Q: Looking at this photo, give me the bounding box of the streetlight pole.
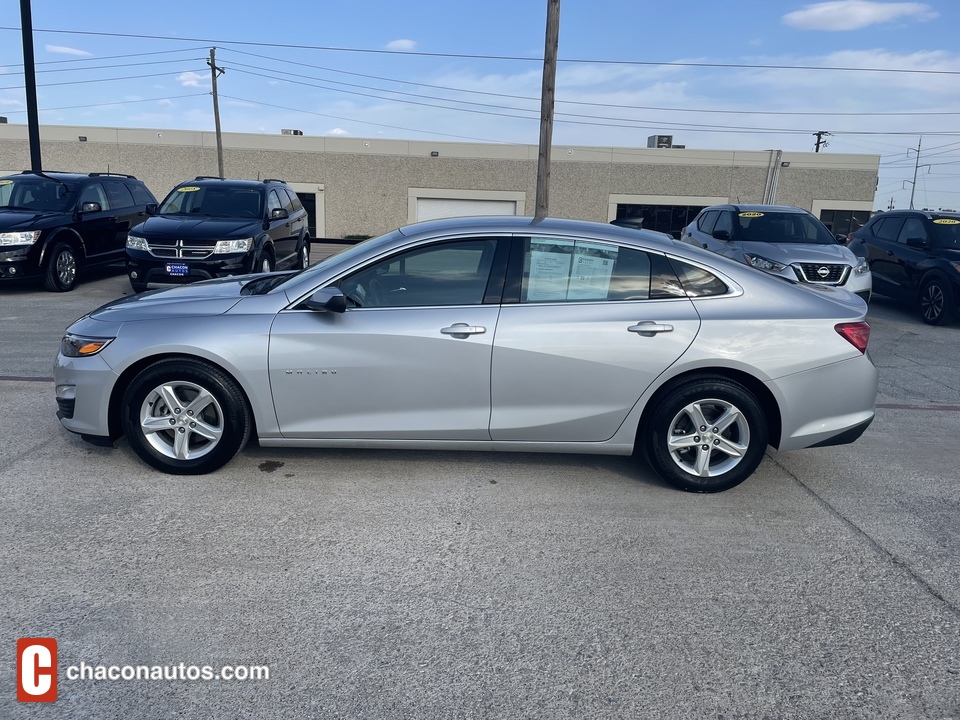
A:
[19,0,41,172]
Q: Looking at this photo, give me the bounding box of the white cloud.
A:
[0,98,25,108]
[386,39,417,51]
[157,99,175,108]
[783,1,937,30]
[327,127,349,135]
[177,72,208,88]
[45,44,91,56]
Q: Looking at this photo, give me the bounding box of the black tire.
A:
[43,242,79,292]
[295,240,310,270]
[918,276,956,326]
[258,249,274,274]
[120,358,252,475]
[130,281,148,294]
[642,376,768,493]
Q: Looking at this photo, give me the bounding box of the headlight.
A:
[60,334,114,357]
[854,257,870,275]
[214,238,253,254]
[743,253,787,273]
[0,231,40,246]
[126,234,149,251]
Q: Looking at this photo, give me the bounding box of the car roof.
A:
[882,209,960,220]
[3,171,115,182]
[396,215,682,248]
[174,177,282,190]
[708,204,810,214]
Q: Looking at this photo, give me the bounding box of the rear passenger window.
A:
[278,188,296,213]
[104,181,135,209]
[284,188,303,212]
[667,258,729,297]
[519,238,675,303]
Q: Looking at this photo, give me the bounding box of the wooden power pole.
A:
[535,0,560,221]
[208,48,225,178]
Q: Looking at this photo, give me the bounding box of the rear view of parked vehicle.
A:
[849,210,960,325]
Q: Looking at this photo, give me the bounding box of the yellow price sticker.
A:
[933,218,960,225]
[177,186,201,193]
[0,180,13,185]
[739,211,764,218]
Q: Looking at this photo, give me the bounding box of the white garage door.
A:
[416,197,518,222]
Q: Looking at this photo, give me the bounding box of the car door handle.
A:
[886,250,895,256]
[701,243,709,248]
[628,322,674,336]
[441,324,486,336]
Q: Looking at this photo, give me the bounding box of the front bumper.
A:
[54,352,119,440]
[126,252,254,288]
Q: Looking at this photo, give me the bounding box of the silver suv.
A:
[681,204,872,303]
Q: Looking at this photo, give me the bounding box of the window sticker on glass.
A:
[569,241,618,300]
[739,211,764,218]
[0,180,13,185]
[933,219,960,225]
[526,238,574,301]
[177,186,201,193]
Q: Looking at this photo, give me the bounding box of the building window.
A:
[615,204,705,239]
[820,209,871,237]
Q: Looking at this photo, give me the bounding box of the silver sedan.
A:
[54,217,878,492]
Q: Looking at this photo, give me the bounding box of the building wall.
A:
[0,124,879,238]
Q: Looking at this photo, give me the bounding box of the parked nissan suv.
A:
[848,209,960,325]
[681,204,872,303]
[125,177,310,293]
[0,170,157,291]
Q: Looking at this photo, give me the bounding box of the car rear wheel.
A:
[643,377,768,493]
[918,277,956,326]
[43,242,79,292]
[121,359,251,475]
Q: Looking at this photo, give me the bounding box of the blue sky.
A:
[2,0,959,210]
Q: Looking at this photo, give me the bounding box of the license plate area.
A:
[165,262,189,276]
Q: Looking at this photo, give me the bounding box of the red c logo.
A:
[17,638,57,702]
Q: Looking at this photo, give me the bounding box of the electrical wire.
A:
[0,68,208,91]
[0,93,208,114]
[0,46,209,69]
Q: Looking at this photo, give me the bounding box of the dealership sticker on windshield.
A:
[0,180,12,185]
[177,186,200,193]
[933,218,960,224]
[739,211,764,217]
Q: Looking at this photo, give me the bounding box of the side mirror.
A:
[835,233,848,244]
[905,237,929,249]
[712,229,730,241]
[145,203,158,216]
[269,208,289,221]
[80,201,101,214]
[303,287,346,313]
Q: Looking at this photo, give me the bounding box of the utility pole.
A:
[208,48,225,178]
[535,0,560,221]
[19,0,41,171]
[908,135,922,210]
[813,130,830,153]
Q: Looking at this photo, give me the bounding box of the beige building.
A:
[0,123,879,240]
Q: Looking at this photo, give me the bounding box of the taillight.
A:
[835,322,870,353]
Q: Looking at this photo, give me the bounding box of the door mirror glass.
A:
[905,237,929,249]
[145,203,158,215]
[270,207,289,221]
[835,233,848,244]
[80,201,101,214]
[711,229,730,241]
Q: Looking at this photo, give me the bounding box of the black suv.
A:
[0,171,157,291]
[125,177,310,292]
[849,210,960,325]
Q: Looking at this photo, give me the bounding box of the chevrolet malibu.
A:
[54,217,878,493]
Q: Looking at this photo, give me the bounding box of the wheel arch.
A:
[637,367,783,451]
[107,353,259,442]
[40,228,87,270]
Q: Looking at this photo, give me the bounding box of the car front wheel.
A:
[121,359,252,474]
[918,277,956,326]
[43,242,79,292]
[643,377,769,493]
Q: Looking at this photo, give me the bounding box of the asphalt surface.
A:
[1,267,958,719]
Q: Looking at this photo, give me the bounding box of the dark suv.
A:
[125,177,310,292]
[0,171,157,291]
[849,210,960,325]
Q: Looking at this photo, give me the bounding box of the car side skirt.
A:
[257,437,637,455]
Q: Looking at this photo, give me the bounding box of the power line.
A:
[0,68,208,91]
[0,46,209,69]
[0,93,208,114]
[3,26,960,76]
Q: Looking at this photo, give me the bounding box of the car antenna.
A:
[736,196,741,203]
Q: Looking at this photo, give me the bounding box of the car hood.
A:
[132,215,260,239]
[86,277,251,322]
[738,241,856,264]
[0,208,65,230]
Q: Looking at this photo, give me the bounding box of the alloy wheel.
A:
[666,398,750,478]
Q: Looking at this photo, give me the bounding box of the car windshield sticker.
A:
[568,241,618,300]
[0,180,12,185]
[739,211,764,218]
[933,218,960,224]
[177,186,200,193]
[527,238,574,301]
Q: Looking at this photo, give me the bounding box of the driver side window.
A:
[80,183,109,211]
[339,238,499,308]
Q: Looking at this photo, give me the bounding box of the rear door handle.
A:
[441,324,486,336]
[629,322,674,336]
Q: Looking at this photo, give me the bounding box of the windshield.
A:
[931,219,960,249]
[733,211,835,245]
[0,176,76,212]
[159,185,263,219]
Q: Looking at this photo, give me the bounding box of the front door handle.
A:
[441,323,486,337]
[628,321,674,337]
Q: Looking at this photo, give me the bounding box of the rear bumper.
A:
[768,352,878,451]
